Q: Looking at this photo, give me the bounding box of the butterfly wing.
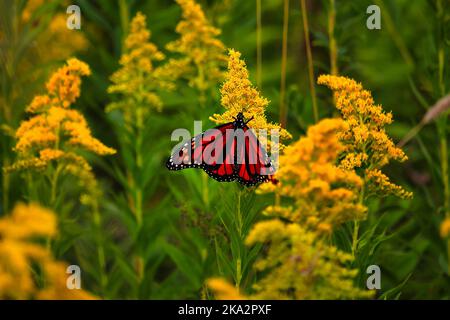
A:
[202,124,237,182]
[166,122,238,182]
[235,126,276,186]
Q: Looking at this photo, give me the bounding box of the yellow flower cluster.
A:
[45,58,91,108]
[7,58,115,172]
[208,120,371,299]
[318,75,412,199]
[365,169,413,199]
[258,119,366,231]
[242,219,372,299]
[210,49,291,149]
[0,203,95,299]
[107,12,175,121]
[166,0,227,93]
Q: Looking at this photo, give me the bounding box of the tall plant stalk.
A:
[435,0,450,273]
[279,0,289,128]
[235,189,243,290]
[119,0,130,44]
[1,4,16,215]
[92,202,108,296]
[217,186,255,293]
[256,0,262,88]
[300,0,318,122]
[327,0,338,75]
[133,95,145,285]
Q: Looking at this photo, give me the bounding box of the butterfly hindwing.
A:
[235,126,274,186]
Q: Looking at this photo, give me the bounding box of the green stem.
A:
[26,171,37,202]
[202,171,209,207]
[93,202,108,296]
[300,0,318,122]
[436,0,449,274]
[328,0,338,75]
[447,239,450,275]
[197,71,209,207]
[440,132,449,214]
[50,164,63,207]
[135,106,144,226]
[132,101,145,295]
[119,0,129,44]
[256,0,262,88]
[237,190,243,237]
[440,130,450,273]
[352,179,366,259]
[2,157,10,213]
[235,189,243,289]
[351,220,360,259]
[279,0,289,128]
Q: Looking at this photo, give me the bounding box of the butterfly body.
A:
[166,113,276,187]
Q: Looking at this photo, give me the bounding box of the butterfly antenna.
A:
[244,116,254,125]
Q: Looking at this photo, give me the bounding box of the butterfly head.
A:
[233,112,252,128]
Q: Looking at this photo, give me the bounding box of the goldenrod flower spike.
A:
[0,203,96,299]
[210,49,291,148]
[166,0,227,93]
[108,12,175,119]
[7,58,115,173]
[258,118,366,231]
[6,58,115,207]
[244,219,373,299]
[318,74,412,199]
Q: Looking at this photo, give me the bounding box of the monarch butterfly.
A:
[166,112,277,187]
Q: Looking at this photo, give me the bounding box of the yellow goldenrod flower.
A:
[318,75,412,199]
[365,168,412,199]
[440,218,450,238]
[0,203,96,299]
[5,59,114,210]
[0,203,56,240]
[166,0,226,93]
[206,278,246,300]
[7,58,115,172]
[258,119,366,230]
[107,12,174,121]
[210,49,291,149]
[245,219,373,299]
[27,95,51,113]
[45,58,91,108]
